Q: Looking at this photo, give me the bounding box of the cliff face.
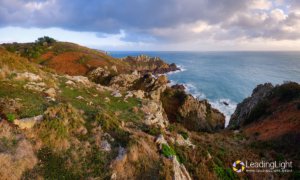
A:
[228,83,274,127]
[161,88,225,133]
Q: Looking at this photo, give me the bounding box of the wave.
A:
[165,65,236,127]
[210,99,237,127]
[155,64,186,77]
[182,83,236,127]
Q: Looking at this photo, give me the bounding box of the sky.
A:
[1,0,300,51]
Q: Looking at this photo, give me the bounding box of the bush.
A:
[213,166,237,180]
[259,150,266,157]
[243,99,271,125]
[276,154,284,162]
[297,102,300,110]
[277,82,300,101]
[37,36,56,45]
[179,131,189,140]
[6,113,15,123]
[161,144,180,163]
[6,46,16,53]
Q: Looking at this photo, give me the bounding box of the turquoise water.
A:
[110,51,300,126]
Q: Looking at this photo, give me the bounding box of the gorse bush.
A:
[277,82,300,101]
[243,99,271,125]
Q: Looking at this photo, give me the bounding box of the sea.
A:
[110,51,300,127]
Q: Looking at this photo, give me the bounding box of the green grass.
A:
[179,131,189,140]
[161,144,181,164]
[6,113,15,123]
[213,166,238,180]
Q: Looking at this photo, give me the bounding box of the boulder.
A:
[109,70,140,90]
[111,90,122,97]
[23,84,44,92]
[101,140,111,151]
[76,96,84,100]
[16,72,42,81]
[88,67,110,81]
[66,80,75,85]
[175,134,196,149]
[116,146,127,162]
[155,134,168,149]
[132,90,145,99]
[111,65,118,72]
[44,88,56,98]
[14,115,43,129]
[143,102,169,128]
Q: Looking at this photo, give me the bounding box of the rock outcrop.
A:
[120,54,180,75]
[169,155,192,180]
[171,84,186,91]
[228,83,274,127]
[143,102,169,128]
[109,70,140,90]
[161,88,225,133]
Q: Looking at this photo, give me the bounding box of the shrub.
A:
[161,144,180,163]
[290,171,300,180]
[179,131,189,140]
[6,113,15,123]
[213,166,237,180]
[276,154,284,162]
[243,99,271,125]
[6,46,16,53]
[259,150,266,157]
[297,102,300,110]
[277,82,300,101]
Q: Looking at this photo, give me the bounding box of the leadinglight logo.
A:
[232,160,245,173]
[233,160,293,173]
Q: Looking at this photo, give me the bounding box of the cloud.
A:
[1,0,300,45]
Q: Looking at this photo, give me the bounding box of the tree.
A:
[36,36,56,45]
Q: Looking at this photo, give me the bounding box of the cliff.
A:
[1,42,299,180]
[228,83,274,128]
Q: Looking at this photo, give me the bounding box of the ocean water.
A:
[110,51,300,126]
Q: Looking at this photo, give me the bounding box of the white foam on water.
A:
[183,83,206,99]
[165,65,236,128]
[210,99,237,127]
[183,83,236,127]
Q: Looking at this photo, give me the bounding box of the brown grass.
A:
[0,121,38,180]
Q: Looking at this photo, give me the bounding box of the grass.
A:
[161,143,181,164]
[5,113,15,123]
[179,131,189,140]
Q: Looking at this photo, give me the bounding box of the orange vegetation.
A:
[46,52,110,76]
[245,97,300,140]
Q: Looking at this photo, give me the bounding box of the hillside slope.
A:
[0,44,299,180]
